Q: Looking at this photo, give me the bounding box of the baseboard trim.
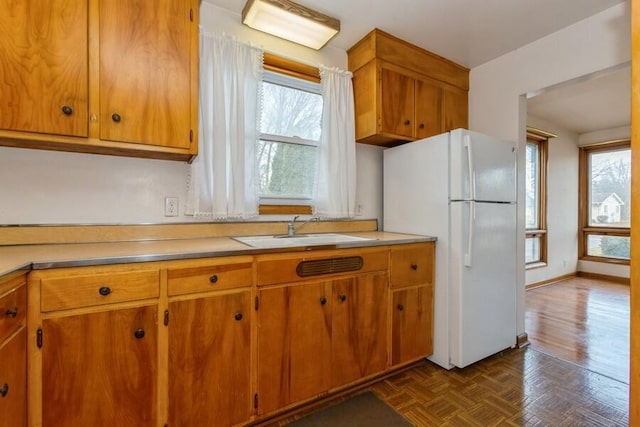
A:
[576,271,630,285]
[525,273,576,290]
[516,333,530,348]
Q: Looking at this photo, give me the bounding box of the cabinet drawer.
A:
[167,260,253,296]
[40,270,159,312]
[390,243,434,288]
[0,284,26,343]
[256,248,388,286]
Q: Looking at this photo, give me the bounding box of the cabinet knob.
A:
[234,312,243,321]
[404,119,411,126]
[5,307,18,318]
[134,328,145,339]
[411,264,418,270]
[320,296,327,305]
[99,286,111,296]
[418,123,425,129]
[112,113,122,123]
[0,383,7,398]
[338,294,347,302]
[397,304,405,311]
[61,105,73,116]
[209,275,218,284]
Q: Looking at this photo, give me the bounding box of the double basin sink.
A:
[233,233,374,249]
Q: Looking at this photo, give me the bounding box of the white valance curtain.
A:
[314,66,357,219]
[187,31,263,220]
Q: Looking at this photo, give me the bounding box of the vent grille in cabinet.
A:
[296,256,364,277]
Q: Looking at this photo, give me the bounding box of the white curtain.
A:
[314,66,357,218]
[187,31,263,220]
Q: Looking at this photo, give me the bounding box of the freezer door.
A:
[449,201,516,368]
[449,129,516,202]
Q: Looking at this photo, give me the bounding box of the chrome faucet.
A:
[287,215,319,237]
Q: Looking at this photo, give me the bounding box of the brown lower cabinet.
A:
[256,271,388,416]
[41,305,158,426]
[168,290,252,426]
[391,285,434,365]
[0,328,27,427]
[23,243,434,426]
[0,273,27,427]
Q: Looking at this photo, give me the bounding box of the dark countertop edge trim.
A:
[7,236,437,274]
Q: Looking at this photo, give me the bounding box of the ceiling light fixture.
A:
[241,0,340,50]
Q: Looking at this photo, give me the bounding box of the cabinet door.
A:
[392,285,433,365]
[169,290,251,426]
[257,282,332,415]
[42,305,157,426]
[443,86,468,131]
[380,68,415,138]
[331,273,387,388]
[415,79,442,139]
[0,328,26,427]
[99,0,192,148]
[0,0,88,136]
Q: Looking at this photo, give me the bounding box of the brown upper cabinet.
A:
[0,0,199,161]
[348,29,469,146]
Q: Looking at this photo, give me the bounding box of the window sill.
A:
[579,255,630,266]
[258,204,313,215]
[526,262,547,270]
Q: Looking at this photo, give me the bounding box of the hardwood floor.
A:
[525,276,630,384]
[266,276,630,426]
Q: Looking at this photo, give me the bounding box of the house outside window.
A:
[525,127,551,267]
[579,141,631,262]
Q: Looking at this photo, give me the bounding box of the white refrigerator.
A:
[383,129,517,369]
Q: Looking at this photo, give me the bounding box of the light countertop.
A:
[0,231,436,277]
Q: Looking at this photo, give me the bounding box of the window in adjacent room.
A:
[579,141,631,263]
[525,127,551,267]
[257,54,323,214]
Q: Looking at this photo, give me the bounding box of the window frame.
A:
[525,127,550,269]
[578,140,631,265]
[257,54,321,215]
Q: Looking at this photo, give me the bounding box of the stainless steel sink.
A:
[233,233,374,249]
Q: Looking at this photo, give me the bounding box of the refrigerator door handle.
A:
[464,135,476,200]
[464,201,475,267]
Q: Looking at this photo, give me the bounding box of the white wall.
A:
[469,2,630,337]
[525,115,579,286]
[0,3,383,226]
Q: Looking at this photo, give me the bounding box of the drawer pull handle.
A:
[5,307,18,318]
[0,384,8,398]
[234,312,243,321]
[397,304,405,311]
[411,264,418,270]
[134,328,145,339]
[320,297,327,305]
[99,286,111,296]
[419,123,425,129]
[404,119,411,126]
[338,294,347,303]
[112,113,122,123]
[61,105,73,115]
[209,275,218,284]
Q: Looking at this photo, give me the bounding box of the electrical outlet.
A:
[164,197,179,217]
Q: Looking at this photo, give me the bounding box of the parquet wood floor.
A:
[266,277,630,426]
[270,348,628,426]
[525,277,630,384]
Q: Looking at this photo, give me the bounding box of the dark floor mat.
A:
[286,391,414,427]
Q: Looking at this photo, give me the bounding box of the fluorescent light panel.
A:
[242,0,340,50]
